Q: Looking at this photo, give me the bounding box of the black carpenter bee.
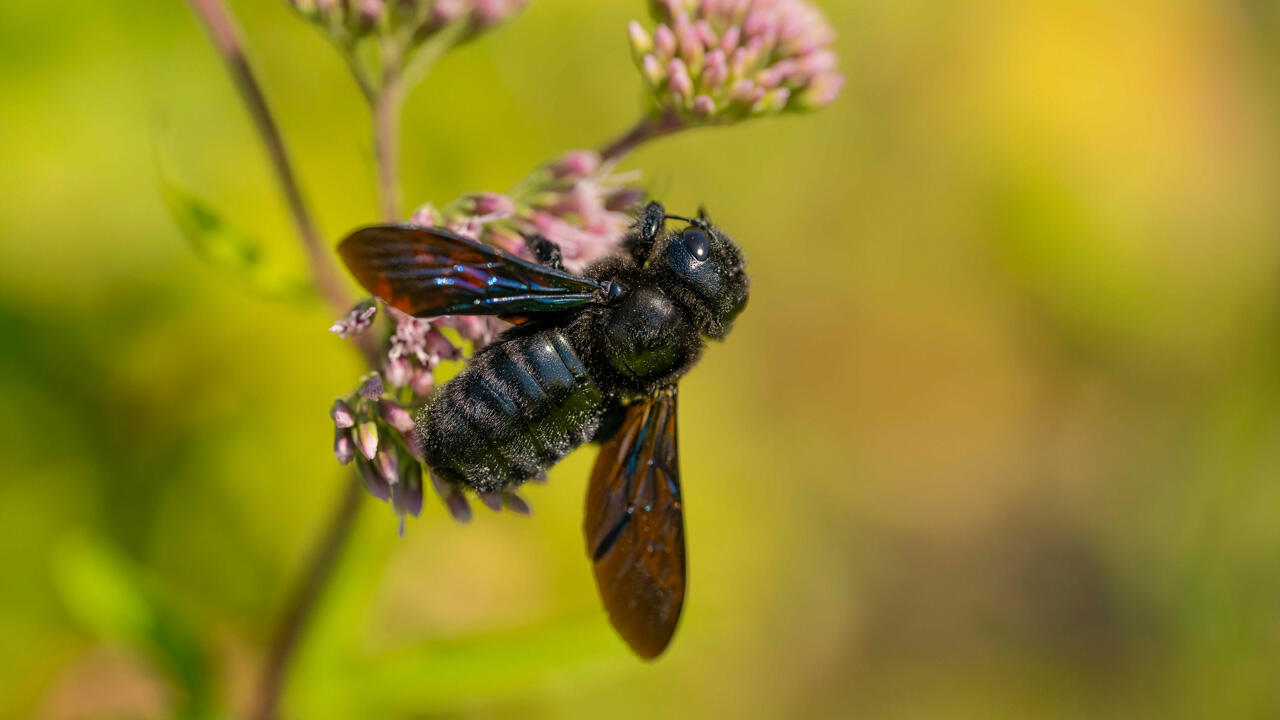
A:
[338,201,749,658]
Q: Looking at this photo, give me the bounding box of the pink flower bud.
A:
[330,399,355,428]
[401,429,426,461]
[464,192,515,219]
[409,204,439,227]
[692,94,717,117]
[334,428,355,465]
[384,356,412,388]
[410,367,435,397]
[356,0,384,25]
[654,24,677,60]
[479,493,504,512]
[678,24,704,72]
[379,400,415,433]
[702,49,728,89]
[668,58,694,100]
[628,20,653,56]
[392,462,423,520]
[719,25,740,54]
[796,71,844,109]
[329,300,377,338]
[642,54,664,86]
[550,150,601,178]
[355,420,379,460]
[753,86,791,115]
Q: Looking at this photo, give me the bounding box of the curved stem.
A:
[251,479,364,720]
[184,4,377,720]
[599,110,686,163]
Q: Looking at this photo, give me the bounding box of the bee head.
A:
[657,208,750,339]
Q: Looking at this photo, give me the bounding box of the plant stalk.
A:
[251,479,365,720]
[599,110,686,163]
[373,77,404,222]
[184,4,375,719]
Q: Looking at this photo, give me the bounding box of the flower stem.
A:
[373,76,403,222]
[251,478,365,720]
[184,4,377,719]
[599,111,686,163]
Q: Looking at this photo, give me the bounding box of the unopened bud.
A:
[330,399,355,428]
[384,357,412,388]
[359,373,384,400]
[355,420,379,460]
[410,367,435,397]
[375,448,399,484]
[628,20,653,56]
[379,400,415,433]
[334,428,355,465]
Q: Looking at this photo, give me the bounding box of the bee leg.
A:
[591,398,627,444]
[623,201,666,263]
[522,232,565,271]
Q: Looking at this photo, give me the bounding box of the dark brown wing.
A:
[338,224,601,317]
[584,387,685,659]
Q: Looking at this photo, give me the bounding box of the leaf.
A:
[156,160,314,302]
[51,533,217,719]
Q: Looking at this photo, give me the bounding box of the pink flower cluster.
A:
[628,0,842,120]
[286,0,530,42]
[410,150,643,274]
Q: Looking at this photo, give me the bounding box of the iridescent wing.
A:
[338,225,601,317]
[584,387,685,659]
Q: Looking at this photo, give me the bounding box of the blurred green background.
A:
[5,1,1280,718]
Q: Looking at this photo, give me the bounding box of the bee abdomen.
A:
[418,328,604,494]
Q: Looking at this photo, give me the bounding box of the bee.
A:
[338,201,749,658]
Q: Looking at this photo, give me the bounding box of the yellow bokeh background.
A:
[5,1,1280,717]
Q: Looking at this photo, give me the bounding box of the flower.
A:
[407,149,643,273]
[286,0,530,44]
[628,0,843,122]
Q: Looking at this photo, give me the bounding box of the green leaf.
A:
[156,161,314,302]
[51,534,218,720]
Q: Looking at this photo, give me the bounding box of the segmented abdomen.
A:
[418,328,604,494]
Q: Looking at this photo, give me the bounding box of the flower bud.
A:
[358,459,391,502]
[410,367,435,397]
[384,356,412,388]
[628,20,653,56]
[355,420,379,460]
[409,203,440,227]
[754,87,791,115]
[479,493,504,512]
[359,373,384,400]
[463,192,516,219]
[379,400,415,433]
[550,150,601,178]
[329,300,377,338]
[641,54,664,86]
[401,428,426,461]
[692,94,716,117]
[334,428,355,465]
[393,462,424,519]
[654,24,677,60]
[668,58,694,100]
[375,448,399,484]
[330,399,355,428]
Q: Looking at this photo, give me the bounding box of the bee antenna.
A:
[664,214,710,229]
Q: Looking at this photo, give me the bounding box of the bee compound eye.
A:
[682,228,710,261]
